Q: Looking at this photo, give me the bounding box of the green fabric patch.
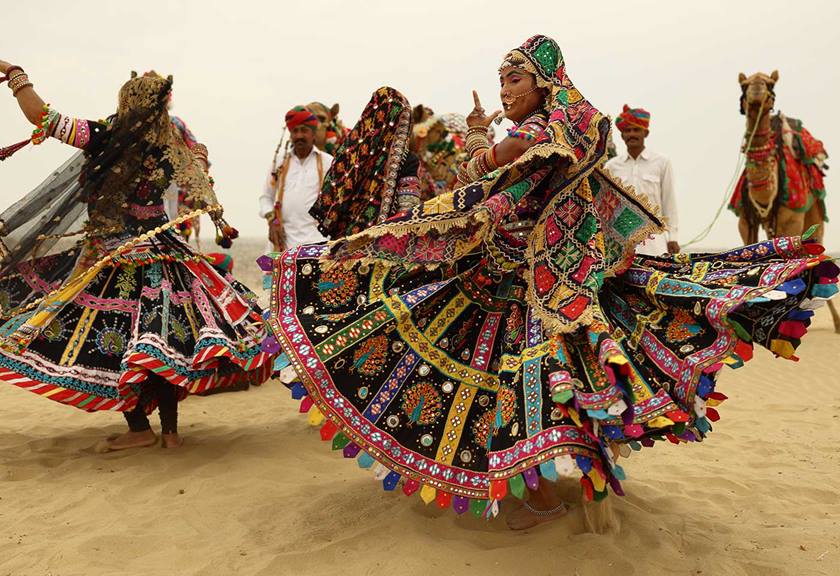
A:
[613,208,644,238]
[533,40,559,76]
[574,214,597,244]
[505,180,531,202]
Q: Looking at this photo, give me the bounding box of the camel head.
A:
[306,101,333,152]
[307,101,343,152]
[739,70,778,115]
[412,104,435,125]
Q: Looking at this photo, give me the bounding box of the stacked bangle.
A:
[465,125,491,157]
[458,146,499,185]
[476,146,498,174]
[8,71,33,96]
[2,65,24,81]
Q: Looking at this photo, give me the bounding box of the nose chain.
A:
[501,86,538,105]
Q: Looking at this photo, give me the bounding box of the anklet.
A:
[524,501,567,517]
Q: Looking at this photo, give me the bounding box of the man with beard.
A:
[605,105,679,255]
[260,106,333,251]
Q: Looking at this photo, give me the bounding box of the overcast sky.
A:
[2,0,838,250]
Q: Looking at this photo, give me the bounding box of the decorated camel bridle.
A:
[740,78,777,239]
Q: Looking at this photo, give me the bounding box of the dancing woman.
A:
[261,36,837,528]
[309,86,422,240]
[0,62,273,450]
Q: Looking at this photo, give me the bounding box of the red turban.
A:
[615,105,650,131]
[285,106,319,130]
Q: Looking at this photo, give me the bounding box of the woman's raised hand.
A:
[466,90,501,128]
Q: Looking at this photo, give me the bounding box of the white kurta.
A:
[605,149,678,256]
[259,148,332,250]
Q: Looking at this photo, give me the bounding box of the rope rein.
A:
[683,93,769,248]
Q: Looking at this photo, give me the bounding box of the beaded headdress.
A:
[499,35,571,112]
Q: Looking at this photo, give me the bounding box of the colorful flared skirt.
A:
[263,237,837,515]
[0,231,273,412]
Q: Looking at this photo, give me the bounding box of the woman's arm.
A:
[459,90,540,184]
[457,136,535,185]
[488,135,534,167]
[0,61,47,125]
[1,60,108,151]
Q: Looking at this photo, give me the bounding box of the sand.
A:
[1,239,838,576]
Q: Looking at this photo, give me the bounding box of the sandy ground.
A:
[1,239,838,576]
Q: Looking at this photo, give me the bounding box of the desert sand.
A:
[1,239,838,576]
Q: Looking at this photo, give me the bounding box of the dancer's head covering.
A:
[309,86,413,239]
[615,105,650,131]
[82,73,217,232]
[285,106,319,130]
[496,34,604,163]
[499,35,574,112]
[1,72,229,276]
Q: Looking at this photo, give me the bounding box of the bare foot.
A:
[505,501,568,531]
[102,430,157,452]
[161,433,183,449]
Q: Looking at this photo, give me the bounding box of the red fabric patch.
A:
[414,235,448,261]
[571,255,596,284]
[559,295,590,320]
[808,165,825,194]
[730,172,747,211]
[783,147,808,209]
[375,233,410,256]
[800,127,826,159]
[595,189,619,221]
[545,214,563,245]
[533,264,557,296]
[183,259,249,323]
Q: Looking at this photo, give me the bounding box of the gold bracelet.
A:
[12,81,33,97]
[465,129,491,157]
[7,71,28,84]
[8,73,31,94]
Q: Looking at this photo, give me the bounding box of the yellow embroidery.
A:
[434,385,478,464]
[384,293,499,392]
[424,291,470,342]
[690,261,710,283]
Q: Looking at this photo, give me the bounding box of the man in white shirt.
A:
[259,106,333,251]
[605,105,679,256]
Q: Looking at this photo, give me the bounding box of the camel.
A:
[733,70,839,332]
[307,101,348,155]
